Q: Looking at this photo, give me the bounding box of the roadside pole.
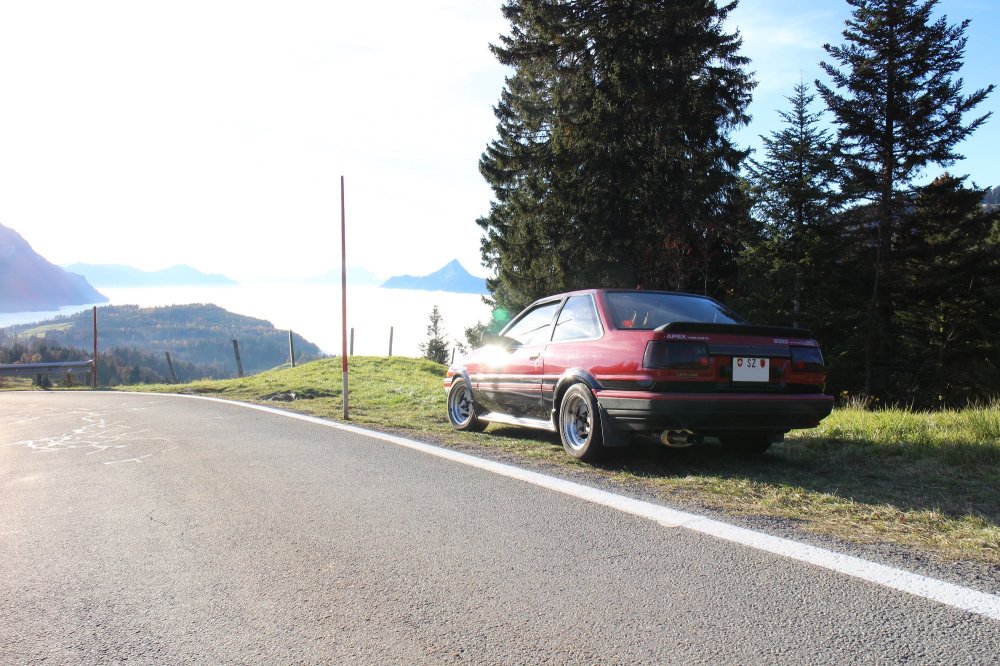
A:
[340,175,349,420]
[92,306,98,388]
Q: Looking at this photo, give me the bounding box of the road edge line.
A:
[142,392,1000,622]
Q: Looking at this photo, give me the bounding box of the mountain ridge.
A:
[64,263,237,287]
[0,223,108,313]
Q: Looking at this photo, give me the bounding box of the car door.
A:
[541,294,605,404]
[476,300,560,419]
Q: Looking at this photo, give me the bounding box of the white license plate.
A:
[733,357,769,382]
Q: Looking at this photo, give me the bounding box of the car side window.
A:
[552,295,601,342]
[503,302,560,346]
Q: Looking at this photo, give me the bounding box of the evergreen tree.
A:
[478,0,755,313]
[464,320,491,349]
[419,305,451,365]
[893,174,1000,405]
[816,0,994,397]
[743,81,841,329]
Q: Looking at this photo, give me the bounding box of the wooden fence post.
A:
[165,352,178,383]
[288,330,296,368]
[232,339,245,378]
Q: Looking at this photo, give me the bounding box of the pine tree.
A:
[478,0,755,313]
[743,81,841,329]
[816,0,994,397]
[419,305,451,365]
[893,174,1000,405]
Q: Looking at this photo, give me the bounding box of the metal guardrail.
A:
[0,360,95,378]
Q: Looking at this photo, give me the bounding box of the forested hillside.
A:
[0,339,220,386]
[2,304,323,381]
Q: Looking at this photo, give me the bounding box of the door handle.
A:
[529,353,541,361]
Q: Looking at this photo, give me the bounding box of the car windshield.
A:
[606,292,747,329]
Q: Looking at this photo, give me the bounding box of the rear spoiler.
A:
[656,321,815,339]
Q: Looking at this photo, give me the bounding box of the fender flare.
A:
[447,367,474,393]
[448,367,484,411]
[551,369,629,448]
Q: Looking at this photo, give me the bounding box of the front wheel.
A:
[558,384,606,462]
[447,378,487,432]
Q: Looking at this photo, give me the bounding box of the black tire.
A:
[558,384,606,462]
[447,378,487,432]
[720,431,774,458]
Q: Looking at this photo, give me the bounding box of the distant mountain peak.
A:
[381,260,486,294]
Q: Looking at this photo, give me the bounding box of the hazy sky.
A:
[1,0,996,283]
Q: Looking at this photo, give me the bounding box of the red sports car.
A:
[444,289,833,461]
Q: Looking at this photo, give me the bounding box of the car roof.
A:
[528,288,719,305]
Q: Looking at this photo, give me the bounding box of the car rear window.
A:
[606,292,746,329]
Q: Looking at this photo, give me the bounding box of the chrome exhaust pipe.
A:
[660,430,699,448]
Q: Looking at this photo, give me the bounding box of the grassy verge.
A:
[125,357,999,565]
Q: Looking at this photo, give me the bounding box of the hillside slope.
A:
[0,223,107,312]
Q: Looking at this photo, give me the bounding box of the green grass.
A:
[13,322,74,337]
[122,357,1000,565]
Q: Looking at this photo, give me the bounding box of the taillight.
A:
[791,346,825,372]
[643,341,710,370]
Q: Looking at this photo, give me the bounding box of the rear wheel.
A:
[447,378,487,432]
[558,384,606,462]
[720,432,774,458]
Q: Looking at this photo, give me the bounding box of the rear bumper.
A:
[596,390,834,434]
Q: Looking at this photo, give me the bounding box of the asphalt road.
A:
[2,391,999,664]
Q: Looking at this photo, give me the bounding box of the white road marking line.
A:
[104,453,154,465]
[143,392,1000,622]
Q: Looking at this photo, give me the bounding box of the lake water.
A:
[0,284,495,358]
